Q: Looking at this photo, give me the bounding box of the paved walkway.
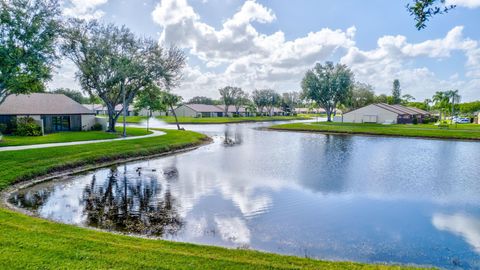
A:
[0,129,165,152]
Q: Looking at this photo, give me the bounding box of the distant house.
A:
[0,93,96,133]
[174,104,224,117]
[216,105,254,117]
[83,104,135,116]
[341,103,430,124]
[295,108,327,114]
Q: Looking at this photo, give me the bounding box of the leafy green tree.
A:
[134,85,167,131]
[458,101,480,115]
[51,88,88,104]
[401,94,416,104]
[375,94,389,104]
[432,91,450,121]
[62,20,184,133]
[407,0,456,30]
[301,62,354,121]
[392,79,402,104]
[218,86,241,116]
[281,91,302,115]
[233,90,248,115]
[346,83,375,110]
[264,90,281,116]
[187,96,215,105]
[252,89,269,115]
[445,89,460,118]
[0,0,61,105]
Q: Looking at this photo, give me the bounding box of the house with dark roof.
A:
[342,103,430,124]
[0,93,97,133]
[83,104,135,116]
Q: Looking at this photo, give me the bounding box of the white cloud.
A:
[446,0,480,8]
[214,216,251,245]
[62,0,108,21]
[432,213,480,254]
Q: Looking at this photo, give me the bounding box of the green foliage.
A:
[90,123,103,131]
[458,101,480,115]
[134,84,166,116]
[187,96,215,105]
[392,79,401,104]
[62,20,185,132]
[0,123,6,133]
[413,116,418,125]
[407,0,456,30]
[408,102,428,111]
[281,91,302,115]
[51,88,88,104]
[0,0,61,104]
[346,83,375,110]
[301,61,354,121]
[15,117,42,136]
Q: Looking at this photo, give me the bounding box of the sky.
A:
[52,0,480,101]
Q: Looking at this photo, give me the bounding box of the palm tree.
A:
[161,91,183,130]
[432,91,449,121]
[445,89,460,119]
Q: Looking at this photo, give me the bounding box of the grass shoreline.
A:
[0,128,424,269]
[270,122,480,141]
[110,115,314,124]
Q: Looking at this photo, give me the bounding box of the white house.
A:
[341,103,430,124]
[0,93,97,133]
[174,104,224,117]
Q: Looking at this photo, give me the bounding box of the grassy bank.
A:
[0,129,421,269]
[0,127,151,147]
[270,122,480,140]
[157,115,312,124]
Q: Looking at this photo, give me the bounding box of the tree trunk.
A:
[122,82,127,138]
[326,107,332,122]
[107,108,117,132]
[170,104,181,130]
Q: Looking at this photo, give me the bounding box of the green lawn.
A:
[270,122,480,140]
[0,129,422,269]
[157,115,312,124]
[0,127,152,147]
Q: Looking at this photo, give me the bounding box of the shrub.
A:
[422,117,430,124]
[0,124,7,134]
[412,116,418,125]
[91,123,103,131]
[15,117,42,136]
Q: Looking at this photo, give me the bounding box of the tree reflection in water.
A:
[82,166,184,236]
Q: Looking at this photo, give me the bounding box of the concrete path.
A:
[0,129,164,152]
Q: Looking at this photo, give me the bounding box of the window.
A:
[52,116,71,131]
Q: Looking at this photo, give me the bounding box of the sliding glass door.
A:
[52,116,71,132]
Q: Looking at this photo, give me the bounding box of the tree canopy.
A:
[51,88,89,104]
[187,96,215,105]
[407,0,456,30]
[301,62,354,121]
[392,79,402,105]
[0,0,61,104]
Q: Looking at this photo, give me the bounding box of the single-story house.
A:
[174,104,224,117]
[216,105,255,117]
[341,103,430,124]
[83,104,135,116]
[0,93,96,133]
[295,108,327,114]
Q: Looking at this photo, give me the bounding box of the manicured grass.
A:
[270,122,480,140]
[97,115,149,124]
[0,129,422,269]
[0,127,152,147]
[157,115,312,124]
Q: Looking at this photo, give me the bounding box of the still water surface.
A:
[10,121,480,269]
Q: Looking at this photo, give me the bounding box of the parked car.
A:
[454,117,470,124]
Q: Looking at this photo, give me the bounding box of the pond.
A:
[9,121,480,269]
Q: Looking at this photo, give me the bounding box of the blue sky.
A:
[54,0,480,101]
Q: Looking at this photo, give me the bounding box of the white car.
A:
[454,118,470,124]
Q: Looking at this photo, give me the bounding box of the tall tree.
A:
[392,79,402,104]
[218,86,241,116]
[233,90,248,115]
[51,88,88,104]
[281,91,301,115]
[161,91,182,130]
[407,0,456,30]
[346,83,375,110]
[264,90,281,116]
[401,94,416,104]
[445,89,460,118]
[0,0,61,105]
[432,91,450,121]
[252,89,268,116]
[301,62,354,121]
[134,84,166,131]
[187,96,215,105]
[62,20,184,133]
